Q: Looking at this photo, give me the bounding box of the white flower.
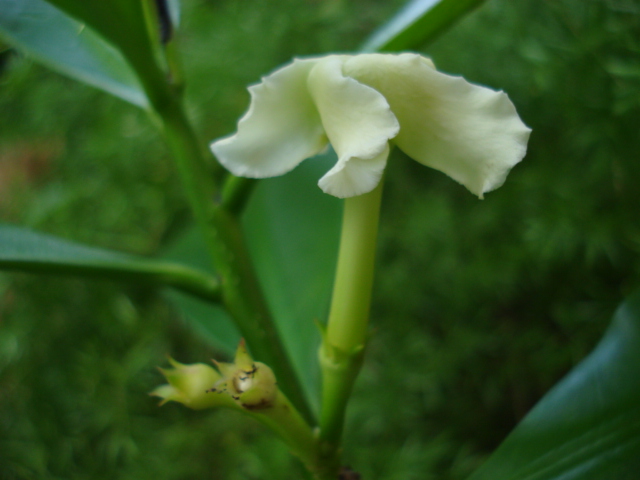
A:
[210,53,531,199]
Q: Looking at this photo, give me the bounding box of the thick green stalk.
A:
[325,182,383,352]
[318,180,384,469]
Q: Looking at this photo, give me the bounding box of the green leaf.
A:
[468,292,640,480]
[360,0,486,52]
[41,0,154,60]
[41,0,170,107]
[166,290,239,356]
[163,226,240,356]
[0,224,219,302]
[0,0,147,106]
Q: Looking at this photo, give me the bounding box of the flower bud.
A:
[151,358,237,410]
[210,339,278,410]
[152,342,317,470]
[153,340,279,412]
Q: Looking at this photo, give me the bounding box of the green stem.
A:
[209,207,316,426]
[246,389,339,480]
[326,182,383,352]
[318,180,384,469]
[152,95,315,425]
[64,11,322,476]
[222,176,257,216]
[251,392,320,477]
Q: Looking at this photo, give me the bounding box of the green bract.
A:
[211,53,531,198]
[151,359,237,410]
[152,341,279,411]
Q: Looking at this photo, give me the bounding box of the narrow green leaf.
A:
[0,0,147,106]
[0,224,220,302]
[361,0,486,52]
[468,292,640,480]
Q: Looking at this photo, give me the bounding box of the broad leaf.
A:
[361,0,486,52]
[468,292,640,480]
[0,0,146,106]
[0,224,219,302]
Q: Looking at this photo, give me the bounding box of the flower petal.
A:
[318,144,390,198]
[344,53,531,197]
[210,59,328,178]
[308,56,400,198]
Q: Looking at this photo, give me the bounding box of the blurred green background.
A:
[2,0,640,478]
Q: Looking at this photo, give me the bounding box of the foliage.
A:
[1,0,640,478]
